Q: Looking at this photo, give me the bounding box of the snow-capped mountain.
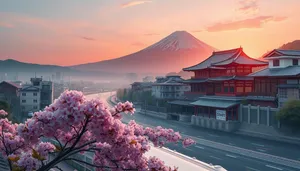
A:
[72,31,217,74]
[144,31,215,52]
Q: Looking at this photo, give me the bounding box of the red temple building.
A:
[167,48,268,121]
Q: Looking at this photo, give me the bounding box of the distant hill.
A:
[278,40,300,50]
[260,40,300,59]
[0,59,73,73]
[72,31,217,74]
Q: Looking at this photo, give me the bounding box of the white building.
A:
[20,85,41,113]
[152,76,191,99]
[20,78,53,115]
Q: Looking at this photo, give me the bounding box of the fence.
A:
[239,104,279,128]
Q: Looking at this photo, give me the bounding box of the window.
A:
[22,93,26,96]
[236,87,244,93]
[215,84,222,93]
[229,87,234,93]
[33,93,38,96]
[33,106,38,109]
[224,87,229,93]
[278,88,287,98]
[293,59,299,66]
[22,100,26,103]
[33,99,38,103]
[273,59,280,66]
[245,87,252,93]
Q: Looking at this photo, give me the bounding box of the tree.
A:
[0,101,13,121]
[276,100,300,129]
[0,90,194,171]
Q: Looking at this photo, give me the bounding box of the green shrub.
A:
[276,100,300,128]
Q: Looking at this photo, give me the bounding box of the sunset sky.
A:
[0,0,300,66]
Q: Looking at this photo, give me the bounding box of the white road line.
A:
[256,148,266,152]
[225,154,237,158]
[209,155,222,160]
[228,142,235,145]
[251,143,265,147]
[245,166,260,171]
[185,148,193,151]
[197,135,203,138]
[265,165,283,170]
[195,145,205,149]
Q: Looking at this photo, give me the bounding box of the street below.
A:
[87,92,300,171]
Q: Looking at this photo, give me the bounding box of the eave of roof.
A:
[249,66,300,77]
[183,48,241,71]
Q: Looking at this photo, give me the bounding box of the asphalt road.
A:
[87,93,300,171]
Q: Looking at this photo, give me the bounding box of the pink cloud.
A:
[206,16,288,32]
[121,0,152,8]
[0,22,14,28]
[144,33,160,36]
[236,0,259,15]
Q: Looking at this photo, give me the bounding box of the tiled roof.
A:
[168,100,194,106]
[207,76,253,82]
[212,52,267,66]
[2,81,21,89]
[263,49,300,58]
[183,48,241,71]
[249,66,300,77]
[182,78,207,83]
[153,76,186,85]
[277,49,300,56]
[20,85,40,91]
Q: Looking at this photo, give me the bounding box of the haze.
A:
[1,0,300,66]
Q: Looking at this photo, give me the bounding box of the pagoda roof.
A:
[212,51,267,66]
[182,76,252,83]
[249,66,300,77]
[183,47,267,71]
[263,49,300,58]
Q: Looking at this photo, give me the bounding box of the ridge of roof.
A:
[183,48,241,71]
[1,81,21,89]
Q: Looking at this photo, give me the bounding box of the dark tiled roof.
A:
[183,48,267,71]
[182,78,207,83]
[1,81,21,89]
[249,66,300,77]
[263,49,300,58]
[183,48,241,71]
[207,76,253,82]
[153,76,186,85]
[212,52,267,66]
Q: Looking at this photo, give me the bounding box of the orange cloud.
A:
[144,33,160,36]
[80,36,97,41]
[121,0,152,8]
[0,22,14,28]
[236,0,259,15]
[206,16,288,32]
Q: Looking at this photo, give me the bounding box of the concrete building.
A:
[151,76,190,99]
[20,78,53,116]
[249,49,300,108]
[131,82,153,92]
[0,81,21,121]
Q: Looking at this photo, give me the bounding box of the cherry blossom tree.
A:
[0,90,194,171]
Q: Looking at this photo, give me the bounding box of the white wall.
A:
[20,91,41,112]
[269,59,300,68]
[152,85,191,99]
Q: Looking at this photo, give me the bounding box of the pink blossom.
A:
[182,138,196,147]
[0,110,7,116]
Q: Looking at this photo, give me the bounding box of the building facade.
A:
[131,82,153,92]
[20,78,54,115]
[151,76,190,99]
[180,47,268,121]
[249,49,300,108]
[0,81,21,121]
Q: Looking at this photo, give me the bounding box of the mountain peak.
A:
[144,30,217,52]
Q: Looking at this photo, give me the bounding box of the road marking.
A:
[251,143,265,147]
[228,142,235,145]
[197,135,203,138]
[265,165,283,170]
[225,154,237,158]
[245,166,260,171]
[185,147,193,151]
[195,145,205,149]
[256,148,266,152]
[208,134,220,137]
[209,155,222,160]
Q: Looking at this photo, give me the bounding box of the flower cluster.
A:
[0,109,7,116]
[0,90,194,171]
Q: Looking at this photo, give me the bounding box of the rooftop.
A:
[1,81,21,89]
[183,48,267,71]
[249,66,300,77]
[263,49,300,59]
